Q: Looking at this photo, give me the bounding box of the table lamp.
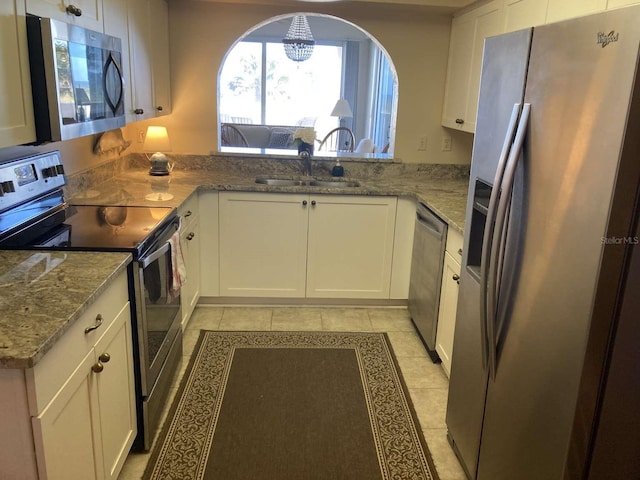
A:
[144,126,172,176]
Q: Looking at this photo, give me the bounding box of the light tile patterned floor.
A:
[118,306,467,480]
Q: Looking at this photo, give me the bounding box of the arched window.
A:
[218,13,397,157]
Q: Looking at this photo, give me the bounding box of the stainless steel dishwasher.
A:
[408,202,447,362]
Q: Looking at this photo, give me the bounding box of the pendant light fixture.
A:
[282,15,315,62]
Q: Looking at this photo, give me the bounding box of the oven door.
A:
[135,228,182,396]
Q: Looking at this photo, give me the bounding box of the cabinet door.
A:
[306,195,397,299]
[465,1,503,134]
[32,351,100,480]
[0,0,36,147]
[435,251,461,377]
[607,0,640,8]
[546,0,606,22]
[151,0,172,116]
[127,0,154,121]
[94,303,136,480]
[26,0,104,31]
[219,192,309,297]
[199,191,219,297]
[503,0,548,32]
[442,1,502,133]
[181,216,201,328]
[441,13,474,130]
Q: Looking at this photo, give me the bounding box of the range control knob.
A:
[41,166,58,178]
[0,181,15,194]
[55,164,65,175]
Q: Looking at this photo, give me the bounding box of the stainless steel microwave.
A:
[26,16,126,143]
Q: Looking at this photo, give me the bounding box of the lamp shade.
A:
[143,126,171,152]
[330,99,353,118]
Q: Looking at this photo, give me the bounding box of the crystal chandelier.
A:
[282,15,315,62]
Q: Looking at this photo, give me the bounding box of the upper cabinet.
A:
[502,0,547,32]
[0,0,36,148]
[26,0,104,31]
[442,0,636,134]
[151,0,172,116]
[546,0,607,22]
[441,0,502,133]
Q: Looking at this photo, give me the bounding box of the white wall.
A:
[126,0,473,164]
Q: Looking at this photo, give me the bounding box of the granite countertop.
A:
[0,251,131,369]
[70,168,469,233]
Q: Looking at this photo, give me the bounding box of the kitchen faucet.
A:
[300,150,313,177]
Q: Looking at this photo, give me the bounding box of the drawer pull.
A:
[84,314,104,334]
[455,118,464,125]
[184,210,193,218]
[98,353,111,363]
[458,248,463,256]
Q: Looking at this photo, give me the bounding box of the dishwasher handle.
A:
[416,203,446,239]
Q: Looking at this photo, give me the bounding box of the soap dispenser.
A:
[331,159,344,177]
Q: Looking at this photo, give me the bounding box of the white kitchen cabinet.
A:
[0,271,136,480]
[150,0,172,116]
[199,191,220,297]
[306,195,397,298]
[0,0,36,148]
[218,192,398,299]
[435,228,463,377]
[125,0,172,121]
[179,193,200,328]
[607,0,640,8]
[26,0,104,31]
[127,0,154,122]
[219,192,309,297]
[502,0,548,32]
[442,0,502,133]
[546,0,606,22]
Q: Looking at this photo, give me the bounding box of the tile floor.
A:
[118,306,467,480]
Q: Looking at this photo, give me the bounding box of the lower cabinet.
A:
[218,192,398,299]
[0,271,136,480]
[179,193,201,328]
[436,229,463,377]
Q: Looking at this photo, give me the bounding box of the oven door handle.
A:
[140,242,170,268]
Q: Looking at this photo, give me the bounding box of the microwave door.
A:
[103,52,124,117]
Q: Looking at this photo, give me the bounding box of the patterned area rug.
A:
[143,331,439,480]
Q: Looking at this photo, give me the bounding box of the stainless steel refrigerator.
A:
[446,6,640,480]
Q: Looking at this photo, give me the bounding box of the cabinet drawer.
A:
[26,272,129,415]
[179,192,199,229]
[446,228,464,260]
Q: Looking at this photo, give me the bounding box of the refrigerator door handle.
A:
[480,103,522,370]
[487,103,531,380]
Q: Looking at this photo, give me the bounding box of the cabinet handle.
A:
[302,200,307,206]
[65,4,82,16]
[98,353,111,363]
[458,248,463,256]
[134,108,144,115]
[186,232,195,240]
[455,118,464,125]
[84,314,103,334]
[311,200,316,206]
[452,273,460,284]
[184,210,192,218]
[156,106,164,112]
[92,362,104,373]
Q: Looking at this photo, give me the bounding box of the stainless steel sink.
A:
[255,176,359,188]
[310,180,360,187]
[255,178,311,186]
